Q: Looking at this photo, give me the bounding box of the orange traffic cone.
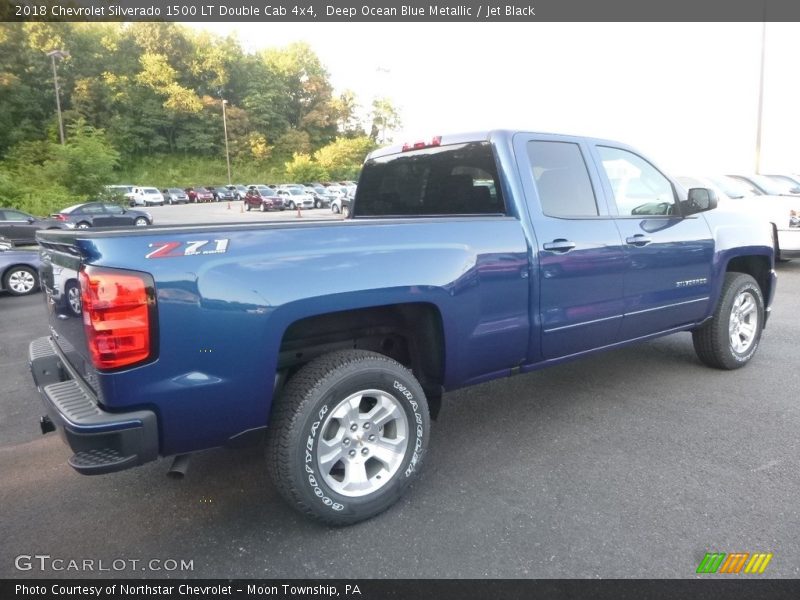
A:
[296,206,302,218]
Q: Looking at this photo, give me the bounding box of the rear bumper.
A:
[29,336,159,475]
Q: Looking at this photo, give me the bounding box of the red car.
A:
[244,185,285,212]
[185,187,214,203]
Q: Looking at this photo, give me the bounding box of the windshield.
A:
[707,176,754,199]
[143,188,160,194]
[749,174,793,195]
[288,189,304,195]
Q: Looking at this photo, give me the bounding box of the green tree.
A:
[314,136,375,179]
[369,97,401,144]
[285,153,328,183]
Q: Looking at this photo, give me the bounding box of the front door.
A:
[589,144,714,340]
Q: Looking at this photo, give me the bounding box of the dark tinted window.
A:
[103,204,124,214]
[527,141,598,217]
[355,142,505,217]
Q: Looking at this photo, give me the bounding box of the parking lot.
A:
[1,213,799,578]
[143,199,343,226]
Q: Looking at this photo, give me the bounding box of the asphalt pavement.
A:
[1,228,798,579]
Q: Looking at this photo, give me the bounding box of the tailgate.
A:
[37,236,98,392]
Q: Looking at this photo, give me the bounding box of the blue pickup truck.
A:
[29,130,776,525]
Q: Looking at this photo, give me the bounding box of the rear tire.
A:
[267,350,429,526]
[3,266,39,296]
[692,272,764,370]
[76,222,90,229]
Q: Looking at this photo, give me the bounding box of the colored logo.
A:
[696,552,773,574]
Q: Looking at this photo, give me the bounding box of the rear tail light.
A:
[53,214,67,221]
[79,266,157,370]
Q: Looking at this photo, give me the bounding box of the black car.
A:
[0,208,69,246]
[54,202,153,229]
[214,186,237,202]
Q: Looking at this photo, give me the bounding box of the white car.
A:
[128,187,165,207]
[277,188,314,209]
[678,175,800,260]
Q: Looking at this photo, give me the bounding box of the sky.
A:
[188,22,800,175]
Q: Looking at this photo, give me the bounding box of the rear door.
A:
[588,144,714,339]
[514,134,626,360]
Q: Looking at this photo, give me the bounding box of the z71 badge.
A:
[146,239,230,259]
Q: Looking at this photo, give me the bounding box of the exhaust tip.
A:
[167,454,191,479]
[40,416,56,435]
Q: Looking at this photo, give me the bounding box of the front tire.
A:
[267,350,430,526]
[76,222,90,229]
[134,217,149,227]
[692,272,764,370]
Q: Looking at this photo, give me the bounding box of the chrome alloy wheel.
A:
[729,290,758,354]
[8,269,35,294]
[68,285,82,314]
[317,389,409,498]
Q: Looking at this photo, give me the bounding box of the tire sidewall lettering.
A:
[300,368,426,515]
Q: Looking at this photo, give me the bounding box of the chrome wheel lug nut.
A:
[350,424,358,432]
[343,438,350,446]
[363,423,370,430]
[368,434,376,442]
[348,449,356,457]
[361,448,369,456]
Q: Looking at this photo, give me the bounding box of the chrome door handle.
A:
[543,239,576,253]
[626,234,652,246]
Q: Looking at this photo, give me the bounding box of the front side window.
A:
[527,141,598,217]
[103,204,124,214]
[597,146,676,216]
[356,142,505,217]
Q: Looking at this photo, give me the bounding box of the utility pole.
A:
[222,99,232,185]
[47,49,70,145]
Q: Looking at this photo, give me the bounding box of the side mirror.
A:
[27,217,35,223]
[684,188,718,215]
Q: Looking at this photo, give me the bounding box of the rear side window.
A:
[355,142,505,217]
[527,141,598,217]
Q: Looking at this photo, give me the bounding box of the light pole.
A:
[47,49,69,145]
[754,21,766,173]
[222,99,232,185]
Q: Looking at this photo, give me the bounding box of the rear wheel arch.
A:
[274,302,447,420]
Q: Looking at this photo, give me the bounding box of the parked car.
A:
[104,185,136,203]
[307,186,334,208]
[678,175,800,260]
[214,186,237,202]
[277,187,314,209]
[128,187,165,207]
[763,174,800,194]
[727,174,800,197]
[0,237,41,296]
[330,194,345,214]
[244,185,285,211]
[53,202,152,229]
[185,187,214,203]
[340,196,352,218]
[227,184,249,200]
[0,208,69,245]
[161,188,189,205]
